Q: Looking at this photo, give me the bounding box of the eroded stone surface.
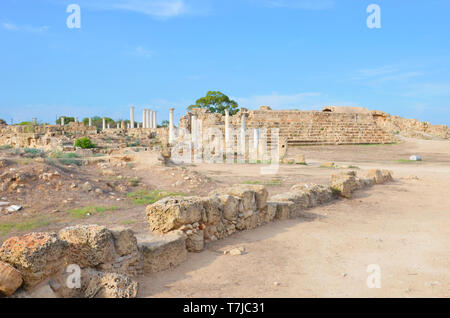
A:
[0,261,23,296]
[138,234,187,273]
[58,225,115,268]
[0,232,67,289]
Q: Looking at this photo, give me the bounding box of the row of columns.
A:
[141,108,157,129]
[61,106,159,130]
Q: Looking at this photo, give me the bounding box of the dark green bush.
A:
[74,137,96,149]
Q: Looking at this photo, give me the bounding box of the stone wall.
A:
[179,107,397,145]
[372,111,449,139]
[146,169,394,253]
[179,106,449,145]
[0,225,186,298]
[0,123,97,150]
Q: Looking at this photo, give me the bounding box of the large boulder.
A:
[0,261,23,296]
[0,232,67,289]
[146,197,204,233]
[58,225,115,268]
[138,234,187,273]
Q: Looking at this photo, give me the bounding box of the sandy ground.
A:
[137,138,450,298]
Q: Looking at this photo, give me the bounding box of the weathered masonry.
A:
[179,106,449,145]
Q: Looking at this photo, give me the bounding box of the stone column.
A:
[191,115,197,145]
[61,117,65,126]
[169,108,175,144]
[107,123,111,129]
[149,111,154,129]
[75,117,78,123]
[153,111,157,128]
[102,118,106,130]
[224,109,230,144]
[32,118,37,125]
[130,106,135,129]
[88,118,92,127]
[252,128,260,162]
[142,109,147,129]
[240,113,247,161]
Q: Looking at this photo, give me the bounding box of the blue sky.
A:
[1,0,449,125]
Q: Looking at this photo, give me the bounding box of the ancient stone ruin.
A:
[0,168,393,297]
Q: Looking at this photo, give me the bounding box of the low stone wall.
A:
[373,111,449,139]
[146,169,394,253]
[0,225,186,298]
[0,169,393,298]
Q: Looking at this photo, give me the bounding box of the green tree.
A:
[74,137,96,149]
[0,119,7,125]
[188,91,239,115]
[56,116,75,125]
[159,120,169,128]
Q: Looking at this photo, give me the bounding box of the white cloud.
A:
[2,22,49,33]
[349,64,423,85]
[78,0,189,19]
[127,46,155,58]
[262,0,335,10]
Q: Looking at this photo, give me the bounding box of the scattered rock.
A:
[8,205,22,213]
[0,261,23,296]
[295,154,306,165]
[409,155,422,161]
[82,182,93,192]
[321,162,335,168]
[228,247,246,256]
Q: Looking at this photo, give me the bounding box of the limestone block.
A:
[186,230,205,253]
[83,270,138,298]
[218,195,240,221]
[110,227,138,257]
[200,195,223,225]
[0,232,67,289]
[58,225,115,268]
[138,234,187,273]
[146,196,204,233]
[331,172,358,198]
[0,261,23,296]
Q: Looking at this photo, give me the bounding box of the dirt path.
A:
[138,139,450,298]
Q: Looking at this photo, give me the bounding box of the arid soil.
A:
[1,138,449,297]
[137,138,450,298]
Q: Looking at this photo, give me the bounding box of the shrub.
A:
[74,137,96,149]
